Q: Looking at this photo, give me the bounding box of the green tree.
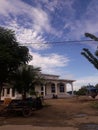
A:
[12,65,44,99]
[95,84,98,89]
[81,33,98,69]
[0,27,32,98]
[76,86,87,96]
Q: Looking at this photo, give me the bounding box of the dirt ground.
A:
[0,96,98,130]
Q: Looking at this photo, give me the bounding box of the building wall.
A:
[1,75,74,100]
[33,82,68,98]
[1,88,22,100]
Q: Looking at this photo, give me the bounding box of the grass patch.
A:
[90,101,98,109]
[43,103,51,107]
[42,101,51,107]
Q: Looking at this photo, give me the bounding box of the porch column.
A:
[10,88,12,98]
[71,82,74,95]
[43,85,46,96]
[55,83,58,95]
[64,83,67,94]
[4,88,7,97]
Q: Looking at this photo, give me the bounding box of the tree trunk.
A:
[0,90,1,100]
[0,83,3,100]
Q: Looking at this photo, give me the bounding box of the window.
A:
[7,88,10,94]
[12,88,15,97]
[2,88,4,96]
[51,84,55,93]
[41,92,44,95]
[59,85,65,93]
[41,86,43,91]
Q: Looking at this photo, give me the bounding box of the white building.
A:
[1,74,75,100]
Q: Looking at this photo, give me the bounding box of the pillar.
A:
[4,88,7,97]
[10,88,12,98]
[71,82,74,95]
[64,83,67,94]
[55,83,58,95]
[43,85,46,96]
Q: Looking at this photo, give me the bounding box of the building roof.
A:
[45,78,75,83]
[42,73,75,83]
[42,73,59,78]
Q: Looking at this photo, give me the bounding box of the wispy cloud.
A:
[63,0,98,41]
[0,0,98,88]
[29,51,70,74]
[0,0,58,50]
[1,0,98,45]
[2,20,49,50]
[0,0,71,77]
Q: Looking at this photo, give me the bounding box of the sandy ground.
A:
[0,125,78,130]
[0,96,98,130]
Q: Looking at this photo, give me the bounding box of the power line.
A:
[20,39,95,46]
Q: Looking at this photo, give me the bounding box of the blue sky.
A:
[0,0,98,91]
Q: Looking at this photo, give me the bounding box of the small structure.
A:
[86,84,98,98]
[1,74,75,100]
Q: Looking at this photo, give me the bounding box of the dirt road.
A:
[0,96,98,130]
[0,125,78,130]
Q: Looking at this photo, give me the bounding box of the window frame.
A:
[59,84,65,93]
[51,84,55,93]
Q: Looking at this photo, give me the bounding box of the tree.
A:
[0,27,32,98]
[81,33,98,69]
[95,84,98,89]
[85,33,98,41]
[12,65,44,99]
[75,86,87,96]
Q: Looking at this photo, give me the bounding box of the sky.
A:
[0,0,98,91]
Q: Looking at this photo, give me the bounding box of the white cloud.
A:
[17,28,50,50]
[29,51,70,74]
[74,74,98,91]
[60,0,98,43]
[31,7,52,33]
[0,0,17,16]
[0,0,60,49]
[44,0,75,13]
[2,20,49,50]
[1,0,98,45]
[1,0,98,85]
[0,0,28,16]
[0,0,58,34]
